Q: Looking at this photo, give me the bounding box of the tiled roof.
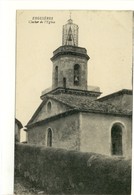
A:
[46,94,132,115]
[98,89,132,102]
[27,92,132,127]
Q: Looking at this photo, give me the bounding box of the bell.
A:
[68,35,72,41]
[74,76,78,81]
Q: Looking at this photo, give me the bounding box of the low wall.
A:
[15,143,131,194]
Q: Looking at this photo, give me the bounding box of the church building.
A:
[26,18,132,158]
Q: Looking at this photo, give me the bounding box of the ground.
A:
[14,176,47,195]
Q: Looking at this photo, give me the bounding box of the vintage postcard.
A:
[15,10,133,194]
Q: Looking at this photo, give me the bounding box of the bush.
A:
[15,143,131,194]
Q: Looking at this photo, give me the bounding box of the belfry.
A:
[62,18,78,46]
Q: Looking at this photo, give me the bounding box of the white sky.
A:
[16,10,133,127]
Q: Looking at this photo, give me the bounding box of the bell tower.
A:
[51,18,90,91]
[41,17,101,99]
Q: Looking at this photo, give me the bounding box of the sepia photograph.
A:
[15,10,132,194]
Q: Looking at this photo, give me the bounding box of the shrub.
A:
[15,143,131,194]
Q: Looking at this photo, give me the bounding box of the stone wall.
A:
[28,112,80,150]
[28,110,132,158]
[80,112,132,158]
[15,123,20,142]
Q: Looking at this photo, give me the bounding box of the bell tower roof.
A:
[62,17,79,46]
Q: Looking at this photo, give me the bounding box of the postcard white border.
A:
[0,0,134,194]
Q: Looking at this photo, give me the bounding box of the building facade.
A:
[26,18,132,158]
[15,118,23,142]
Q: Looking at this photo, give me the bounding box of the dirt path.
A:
[14,176,47,195]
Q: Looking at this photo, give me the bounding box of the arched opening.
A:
[63,77,66,88]
[47,128,52,147]
[74,64,80,86]
[47,101,51,113]
[111,124,123,155]
[55,66,58,87]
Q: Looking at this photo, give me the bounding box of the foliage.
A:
[15,143,131,194]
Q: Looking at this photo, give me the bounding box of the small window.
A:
[47,128,52,147]
[47,101,51,113]
[55,66,58,87]
[74,64,80,86]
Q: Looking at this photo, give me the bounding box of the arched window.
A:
[55,66,58,87]
[47,101,51,113]
[74,64,80,86]
[47,128,52,147]
[111,124,123,155]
